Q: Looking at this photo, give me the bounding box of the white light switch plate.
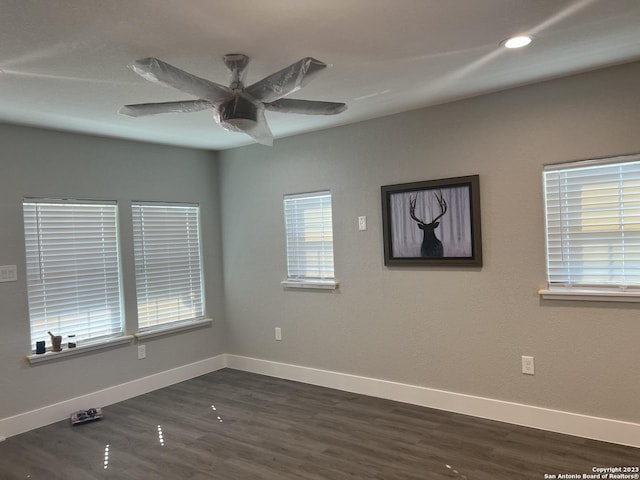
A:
[0,265,17,282]
[522,355,535,375]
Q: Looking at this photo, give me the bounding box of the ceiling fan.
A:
[119,54,347,146]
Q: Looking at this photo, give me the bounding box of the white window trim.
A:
[24,199,211,364]
[281,279,340,290]
[538,288,640,302]
[134,317,213,340]
[283,190,336,289]
[27,335,134,364]
[23,198,125,348]
[540,153,640,302]
[132,201,206,330]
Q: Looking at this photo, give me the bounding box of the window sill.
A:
[281,279,340,290]
[134,317,213,340]
[27,335,134,365]
[538,288,640,303]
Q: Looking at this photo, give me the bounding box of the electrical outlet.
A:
[275,327,282,341]
[0,265,17,283]
[358,216,367,231]
[138,344,146,359]
[522,355,535,375]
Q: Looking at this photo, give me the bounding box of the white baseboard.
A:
[226,355,640,448]
[0,355,226,441]
[3,354,639,448]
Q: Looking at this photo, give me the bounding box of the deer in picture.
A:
[409,191,447,257]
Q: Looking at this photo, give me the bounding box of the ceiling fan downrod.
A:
[223,53,249,91]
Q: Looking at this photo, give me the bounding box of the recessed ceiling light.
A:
[503,35,533,49]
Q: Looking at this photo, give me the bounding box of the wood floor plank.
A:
[0,368,637,479]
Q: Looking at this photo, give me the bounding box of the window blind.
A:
[23,199,123,349]
[543,155,640,289]
[283,191,335,280]
[132,203,205,329]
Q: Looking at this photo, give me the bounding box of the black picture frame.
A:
[381,175,482,267]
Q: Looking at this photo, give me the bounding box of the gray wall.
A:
[219,62,640,423]
[0,125,224,419]
[2,61,639,427]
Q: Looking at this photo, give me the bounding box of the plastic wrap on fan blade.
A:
[119,100,212,117]
[246,57,327,103]
[245,109,274,146]
[218,117,273,146]
[264,99,347,115]
[129,57,232,102]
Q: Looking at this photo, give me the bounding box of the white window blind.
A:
[283,191,335,281]
[543,154,640,290]
[132,203,205,330]
[23,199,123,349]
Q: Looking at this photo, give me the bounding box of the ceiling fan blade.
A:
[218,112,273,146]
[244,123,273,146]
[237,107,273,146]
[246,57,328,103]
[220,119,273,146]
[129,57,232,102]
[264,99,347,115]
[119,100,212,117]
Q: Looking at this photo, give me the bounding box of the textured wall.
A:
[0,126,224,419]
[219,62,640,423]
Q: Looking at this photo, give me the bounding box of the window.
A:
[283,191,336,288]
[542,154,640,298]
[23,199,123,349]
[132,203,205,329]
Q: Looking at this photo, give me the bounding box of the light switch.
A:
[358,216,367,231]
[0,265,17,283]
[522,356,535,375]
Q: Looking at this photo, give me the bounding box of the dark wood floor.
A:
[0,369,637,479]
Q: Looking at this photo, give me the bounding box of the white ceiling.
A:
[1,0,639,151]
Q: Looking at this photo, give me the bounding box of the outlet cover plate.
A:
[0,265,17,282]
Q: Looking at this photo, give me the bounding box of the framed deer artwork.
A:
[381,175,482,267]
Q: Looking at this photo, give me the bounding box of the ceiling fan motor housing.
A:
[218,93,259,131]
